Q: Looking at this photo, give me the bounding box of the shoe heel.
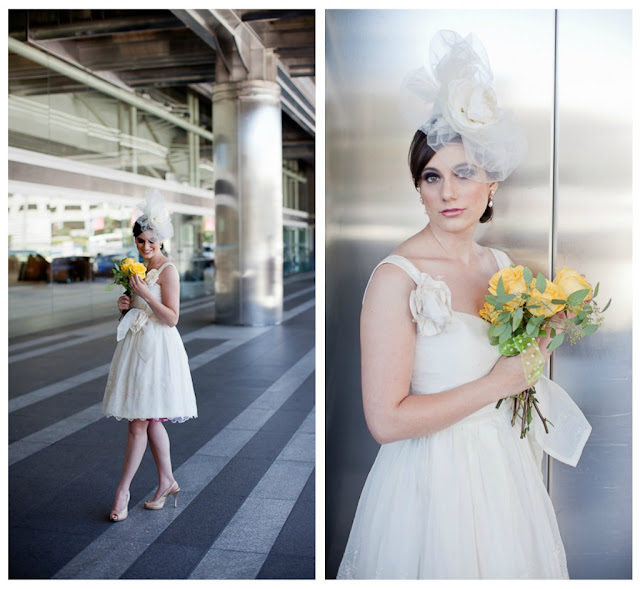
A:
[172,489,180,508]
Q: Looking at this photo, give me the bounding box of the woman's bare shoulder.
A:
[363,258,416,314]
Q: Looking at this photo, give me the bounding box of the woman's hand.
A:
[117,295,131,312]
[129,273,151,302]
[489,333,553,400]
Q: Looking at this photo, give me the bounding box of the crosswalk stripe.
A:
[188,409,314,579]
[9,298,314,416]
[283,284,315,302]
[52,349,314,580]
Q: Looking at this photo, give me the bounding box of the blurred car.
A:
[10,251,51,282]
[52,256,92,283]
[201,244,215,261]
[92,250,138,278]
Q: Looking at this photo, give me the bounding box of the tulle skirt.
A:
[102,319,197,423]
[337,404,568,579]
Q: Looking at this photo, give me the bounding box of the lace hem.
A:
[103,413,196,424]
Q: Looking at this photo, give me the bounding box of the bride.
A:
[337,31,591,579]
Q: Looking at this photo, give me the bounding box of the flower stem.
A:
[531,395,549,434]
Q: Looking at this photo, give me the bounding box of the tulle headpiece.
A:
[403,30,526,181]
[135,190,174,242]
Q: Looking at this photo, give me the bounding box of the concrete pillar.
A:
[213,79,283,325]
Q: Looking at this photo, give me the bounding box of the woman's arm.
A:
[129,267,180,327]
[361,264,549,445]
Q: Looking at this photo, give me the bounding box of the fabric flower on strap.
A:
[409,274,454,336]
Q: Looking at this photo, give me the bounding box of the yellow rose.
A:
[130,262,147,279]
[553,266,592,300]
[120,257,135,273]
[527,280,566,318]
[488,265,528,311]
[489,265,528,297]
[479,300,500,322]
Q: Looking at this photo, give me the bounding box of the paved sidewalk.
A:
[8,273,315,580]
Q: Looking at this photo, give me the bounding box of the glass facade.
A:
[8,52,216,337]
[9,45,313,337]
[283,160,314,276]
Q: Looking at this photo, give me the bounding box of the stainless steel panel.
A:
[213,80,284,325]
[550,10,632,579]
[325,9,630,579]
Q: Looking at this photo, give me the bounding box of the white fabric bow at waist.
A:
[116,308,153,362]
[529,376,592,468]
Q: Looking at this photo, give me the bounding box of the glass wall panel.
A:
[8,48,215,337]
[8,55,213,190]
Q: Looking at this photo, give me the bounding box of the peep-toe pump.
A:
[144,482,180,510]
[110,490,130,522]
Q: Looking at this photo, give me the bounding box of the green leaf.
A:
[531,314,546,326]
[602,299,612,313]
[567,288,590,307]
[497,311,512,324]
[512,307,523,331]
[484,294,498,305]
[536,273,547,293]
[499,326,513,344]
[525,321,537,336]
[498,293,516,304]
[551,299,567,305]
[523,266,534,286]
[489,322,508,337]
[582,324,599,335]
[593,282,599,298]
[546,332,565,353]
[496,277,506,298]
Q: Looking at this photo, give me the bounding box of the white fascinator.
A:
[135,190,174,242]
[403,30,526,181]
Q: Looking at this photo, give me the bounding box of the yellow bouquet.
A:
[106,257,147,297]
[480,264,609,438]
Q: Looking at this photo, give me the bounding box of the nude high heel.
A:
[110,491,130,522]
[144,482,180,510]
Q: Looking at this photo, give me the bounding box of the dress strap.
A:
[156,261,176,276]
[362,255,422,304]
[489,248,513,269]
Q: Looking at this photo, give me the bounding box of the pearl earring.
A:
[488,191,495,208]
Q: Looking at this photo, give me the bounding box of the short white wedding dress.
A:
[337,250,591,579]
[102,261,198,423]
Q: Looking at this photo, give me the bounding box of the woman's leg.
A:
[147,420,177,500]
[112,419,149,511]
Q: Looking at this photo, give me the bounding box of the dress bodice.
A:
[365,250,510,397]
[362,249,592,466]
[131,262,174,313]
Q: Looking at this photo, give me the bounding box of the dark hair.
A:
[132,221,144,238]
[408,130,493,223]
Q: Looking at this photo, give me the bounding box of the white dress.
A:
[337,251,591,580]
[102,261,198,423]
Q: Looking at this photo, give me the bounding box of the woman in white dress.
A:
[337,31,590,579]
[103,193,198,522]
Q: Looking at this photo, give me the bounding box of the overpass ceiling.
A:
[8,9,315,145]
